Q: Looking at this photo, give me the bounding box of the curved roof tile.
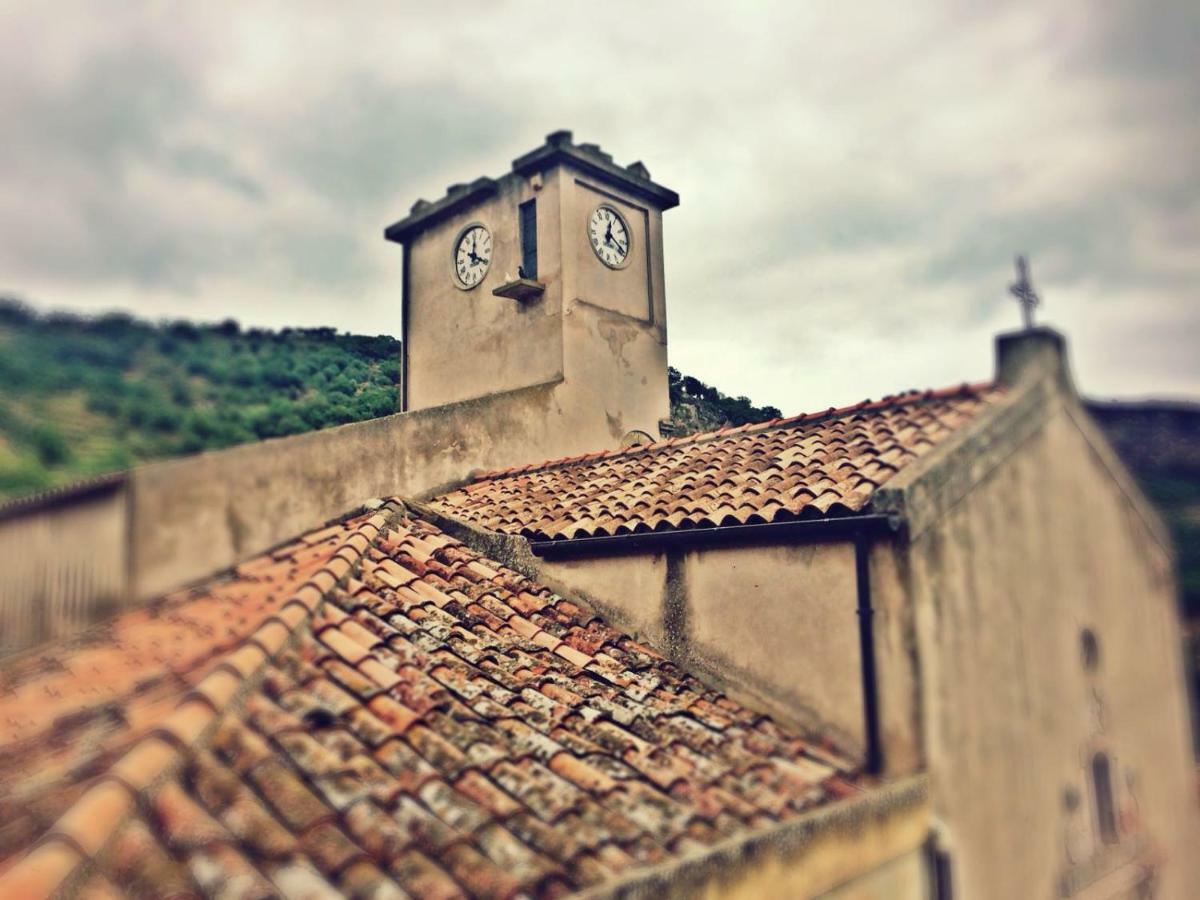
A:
[0,504,863,899]
[431,383,1003,541]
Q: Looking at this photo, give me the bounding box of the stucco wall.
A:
[869,540,925,777]
[891,388,1200,898]
[817,847,926,900]
[539,541,867,755]
[130,379,585,599]
[568,177,660,323]
[0,486,127,656]
[403,160,671,443]
[405,172,564,411]
[685,543,864,751]
[560,169,669,442]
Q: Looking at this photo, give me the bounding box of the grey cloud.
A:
[170,145,265,201]
[0,0,1195,409]
[267,74,530,213]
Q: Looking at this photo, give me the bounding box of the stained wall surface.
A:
[559,167,669,444]
[538,540,870,757]
[402,158,671,446]
[130,380,571,600]
[895,389,1200,898]
[404,173,565,411]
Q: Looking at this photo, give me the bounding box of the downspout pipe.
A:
[855,527,884,775]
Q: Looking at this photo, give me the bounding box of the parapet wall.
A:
[2,376,627,655]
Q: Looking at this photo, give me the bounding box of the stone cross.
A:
[1008,255,1040,330]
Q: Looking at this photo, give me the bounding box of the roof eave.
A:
[528,514,902,560]
[383,176,500,244]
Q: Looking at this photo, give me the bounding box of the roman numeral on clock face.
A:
[588,205,630,269]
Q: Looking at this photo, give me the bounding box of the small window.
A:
[1092,752,1118,844]
[1081,629,1100,672]
[519,199,537,279]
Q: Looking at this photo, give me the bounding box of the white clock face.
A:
[588,205,631,268]
[453,224,491,289]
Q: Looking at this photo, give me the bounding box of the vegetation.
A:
[1086,401,1200,620]
[667,366,782,430]
[0,298,400,499]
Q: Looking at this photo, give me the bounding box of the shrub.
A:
[30,424,70,465]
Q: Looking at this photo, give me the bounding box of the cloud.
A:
[0,0,1195,410]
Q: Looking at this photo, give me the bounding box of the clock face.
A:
[453,224,491,289]
[588,205,631,268]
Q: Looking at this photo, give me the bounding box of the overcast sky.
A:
[1,1,1196,413]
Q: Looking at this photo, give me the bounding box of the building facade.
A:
[0,134,1195,898]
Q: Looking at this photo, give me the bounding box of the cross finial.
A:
[1008,255,1040,330]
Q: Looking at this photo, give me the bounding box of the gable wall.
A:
[894,393,1200,898]
[536,540,870,756]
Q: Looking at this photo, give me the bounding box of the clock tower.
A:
[384,130,679,450]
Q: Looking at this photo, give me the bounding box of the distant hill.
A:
[666,367,782,433]
[0,301,786,503]
[0,299,400,499]
[1086,400,1200,620]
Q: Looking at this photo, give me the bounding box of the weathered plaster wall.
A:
[0,487,127,656]
[817,847,925,900]
[684,543,864,751]
[560,170,669,442]
[563,301,670,444]
[129,379,582,599]
[537,551,670,644]
[405,172,564,411]
[568,178,660,323]
[868,540,925,777]
[890,385,1200,898]
[403,160,670,444]
[539,541,867,755]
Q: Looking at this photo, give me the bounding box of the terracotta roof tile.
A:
[431,383,1003,540]
[0,506,868,898]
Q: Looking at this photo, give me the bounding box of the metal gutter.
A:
[528,514,899,559]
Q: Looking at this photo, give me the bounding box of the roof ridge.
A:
[0,502,406,898]
[473,380,1000,484]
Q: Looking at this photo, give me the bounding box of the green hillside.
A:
[0,300,786,503]
[0,299,400,499]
